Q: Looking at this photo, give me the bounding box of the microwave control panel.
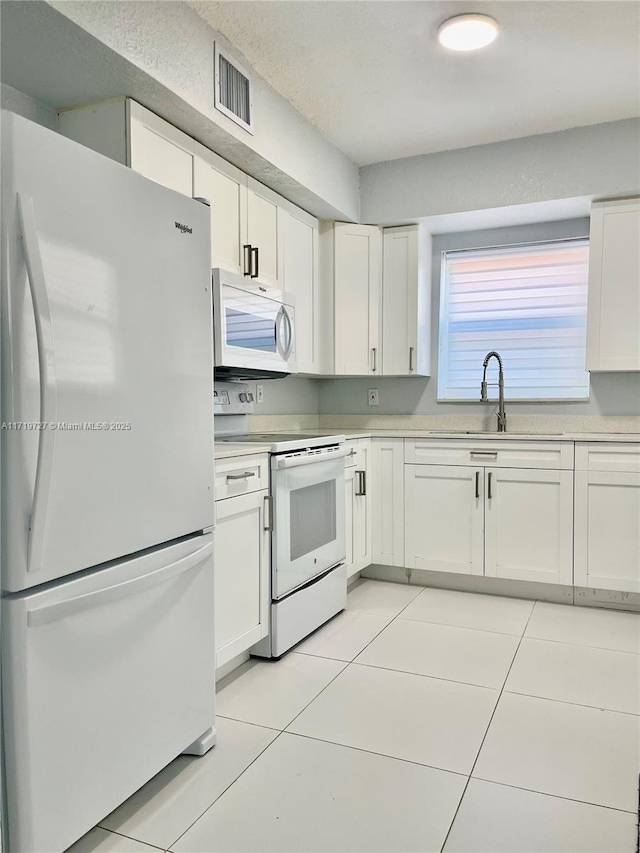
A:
[214,381,255,415]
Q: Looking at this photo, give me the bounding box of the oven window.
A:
[290,479,337,561]
[225,306,277,352]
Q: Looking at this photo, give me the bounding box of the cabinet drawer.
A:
[215,454,269,500]
[345,438,371,469]
[404,439,574,470]
[575,442,640,473]
[345,440,359,467]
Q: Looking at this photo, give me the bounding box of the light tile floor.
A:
[68,580,640,853]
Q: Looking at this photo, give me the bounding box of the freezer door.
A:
[1,113,214,591]
[2,533,215,853]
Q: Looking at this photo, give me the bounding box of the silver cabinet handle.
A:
[487,472,493,500]
[371,347,377,372]
[226,471,256,481]
[356,470,366,496]
[348,449,357,457]
[263,494,273,531]
[409,346,414,372]
[475,471,480,499]
[243,244,252,276]
[470,450,498,458]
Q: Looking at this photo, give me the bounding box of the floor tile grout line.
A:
[502,688,640,717]
[165,729,286,851]
[274,657,351,735]
[469,774,639,816]
[350,659,506,692]
[439,596,538,852]
[214,713,284,732]
[283,728,470,779]
[521,632,640,655]
[397,613,529,637]
[94,827,166,851]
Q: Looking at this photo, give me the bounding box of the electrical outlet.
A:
[368,388,379,406]
[256,384,264,404]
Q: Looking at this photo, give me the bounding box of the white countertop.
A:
[249,428,640,443]
[214,443,271,460]
[214,429,640,459]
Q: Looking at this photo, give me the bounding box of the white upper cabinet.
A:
[321,222,382,375]
[586,198,640,371]
[246,178,286,288]
[382,225,431,376]
[60,98,289,288]
[193,142,248,276]
[283,203,319,373]
[59,99,196,197]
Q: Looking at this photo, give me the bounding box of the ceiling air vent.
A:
[214,44,254,134]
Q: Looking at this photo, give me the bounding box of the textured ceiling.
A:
[188,0,640,166]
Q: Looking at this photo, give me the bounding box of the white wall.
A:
[44,0,360,221]
[317,219,640,418]
[361,119,640,225]
[0,84,57,130]
[246,377,319,416]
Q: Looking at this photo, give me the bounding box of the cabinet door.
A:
[405,464,484,575]
[334,223,381,375]
[345,467,355,577]
[371,438,404,566]
[484,468,573,585]
[127,101,195,197]
[247,177,285,287]
[194,144,248,275]
[587,199,640,371]
[352,440,372,573]
[575,470,640,593]
[284,206,319,373]
[214,490,270,668]
[382,225,431,376]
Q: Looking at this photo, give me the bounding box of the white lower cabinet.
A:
[214,488,270,668]
[405,464,484,576]
[344,439,372,578]
[404,441,575,586]
[484,467,574,585]
[371,438,405,567]
[574,443,640,593]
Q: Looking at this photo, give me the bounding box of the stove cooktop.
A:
[218,432,345,452]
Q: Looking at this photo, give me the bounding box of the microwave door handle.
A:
[274,306,286,359]
[282,307,294,361]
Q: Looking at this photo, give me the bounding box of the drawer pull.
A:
[470,450,498,459]
[226,471,256,481]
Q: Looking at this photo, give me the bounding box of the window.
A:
[438,239,590,401]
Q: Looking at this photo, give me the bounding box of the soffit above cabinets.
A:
[188,0,640,166]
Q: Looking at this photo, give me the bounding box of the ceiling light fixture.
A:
[438,14,499,51]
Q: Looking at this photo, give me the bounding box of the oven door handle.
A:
[273,447,350,469]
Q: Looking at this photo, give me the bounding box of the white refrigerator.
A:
[1,112,216,853]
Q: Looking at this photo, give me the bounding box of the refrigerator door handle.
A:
[27,539,214,628]
[17,194,58,576]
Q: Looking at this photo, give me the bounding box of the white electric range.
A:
[215,385,348,658]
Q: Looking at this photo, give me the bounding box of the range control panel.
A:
[214,381,255,415]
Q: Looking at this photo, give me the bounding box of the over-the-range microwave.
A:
[212,268,296,379]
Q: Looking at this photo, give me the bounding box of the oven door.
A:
[271,453,346,600]
[213,271,296,374]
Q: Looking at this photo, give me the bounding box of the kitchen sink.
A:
[425,430,565,436]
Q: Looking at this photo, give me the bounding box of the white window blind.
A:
[438,239,590,401]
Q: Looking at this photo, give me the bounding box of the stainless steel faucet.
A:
[480,351,507,432]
